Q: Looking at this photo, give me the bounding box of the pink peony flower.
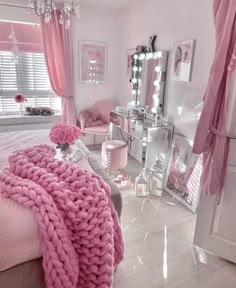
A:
[49,124,82,146]
[15,94,25,103]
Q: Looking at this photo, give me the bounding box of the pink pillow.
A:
[85,120,105,128]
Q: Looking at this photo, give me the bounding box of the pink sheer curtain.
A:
[40,10,76,125]
[193,0,236,201]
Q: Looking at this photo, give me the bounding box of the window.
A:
[0,51,61,114]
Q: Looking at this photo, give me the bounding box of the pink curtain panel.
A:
[193,0,236,202]
[41,10,77,126]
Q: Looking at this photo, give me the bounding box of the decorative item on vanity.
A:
[79,41,107,84]
[135,168,148,197]
[14,94,26,114]
[148,157,165,196]
[148,34,157,53]
[27,0,80,29]
[49,124,82,159]
[171,39,195,82]
[165,134,202,212]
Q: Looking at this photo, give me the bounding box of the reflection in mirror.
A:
[130,51,168,116]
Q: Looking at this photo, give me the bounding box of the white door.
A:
[194,140,236,263]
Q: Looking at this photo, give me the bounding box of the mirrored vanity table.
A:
[110,110,174,195]
[110,110,174,145]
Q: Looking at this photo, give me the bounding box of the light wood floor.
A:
[88,145,236,288]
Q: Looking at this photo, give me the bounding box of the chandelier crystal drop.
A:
[28,0,80,29]
[8,24,19,63]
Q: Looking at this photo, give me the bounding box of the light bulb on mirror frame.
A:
[148,52,153,58]
[133,54,138,60]
[153,94,158,100]
[133,66,138,72]
[151,107,157,113]
[155,66,161,72]
[139,54,145,60]
[154,80,160,87]
[132,90,136,95]
[132,78,137,83]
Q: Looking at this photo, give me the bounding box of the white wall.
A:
[0,0,216,141]
[0,2,124,119]
[121,0,215,140]
[0,3,39,24]
[72,3,125,116]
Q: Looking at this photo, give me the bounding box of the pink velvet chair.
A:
[78,100,115,144]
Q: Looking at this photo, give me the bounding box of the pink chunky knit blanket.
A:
[0,145,124,288]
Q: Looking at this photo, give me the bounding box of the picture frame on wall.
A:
[171,39,195,82]
[165,134,202,213]
[79,41,107,84]
[127,48,136,76]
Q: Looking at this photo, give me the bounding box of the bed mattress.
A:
[0,129,93,271]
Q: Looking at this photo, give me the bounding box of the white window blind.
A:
[0,51,61,114]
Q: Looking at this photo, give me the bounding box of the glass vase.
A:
[19,103,24,115]
[56,143,72,160]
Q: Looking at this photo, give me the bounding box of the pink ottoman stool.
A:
[101,140,128,174]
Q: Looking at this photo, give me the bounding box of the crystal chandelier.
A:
[27,0,80,29]
[8,24,19,63]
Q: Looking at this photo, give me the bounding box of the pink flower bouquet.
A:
[15,94,25,103]
[49,124,82,153]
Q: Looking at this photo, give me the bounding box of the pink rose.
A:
[15,94,25,103]
[49,124,82,145]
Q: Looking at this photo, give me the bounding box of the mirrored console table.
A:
[110,111,174,186]
[110,111,173,144]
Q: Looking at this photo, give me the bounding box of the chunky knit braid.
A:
[0,145,124,288]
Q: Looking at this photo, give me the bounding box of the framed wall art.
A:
[165,134,202,212]
[79,41,107,84]
[171,39,195,82]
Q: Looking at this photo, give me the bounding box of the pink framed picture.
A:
[171,39,195,82]
[79,41,107,84]
[165,134,202,212]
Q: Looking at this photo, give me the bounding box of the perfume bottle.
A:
[135,169,148,197]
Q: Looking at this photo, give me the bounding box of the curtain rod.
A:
[0,3,27,9]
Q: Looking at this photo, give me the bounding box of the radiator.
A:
[0,123,54,133]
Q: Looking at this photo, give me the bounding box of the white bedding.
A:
[0,129,93,271]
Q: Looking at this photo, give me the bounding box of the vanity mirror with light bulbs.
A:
[130,50,168,117]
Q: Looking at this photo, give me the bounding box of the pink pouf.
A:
[102,140,128,173]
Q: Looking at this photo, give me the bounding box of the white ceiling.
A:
[0,0,137,9]
[79,0,136,9]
